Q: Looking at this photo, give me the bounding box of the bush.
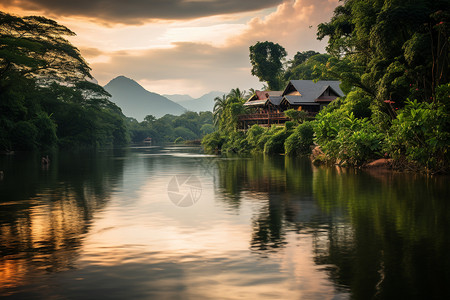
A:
[315,111,384,166]
[246,125,266,148]
[174,126,197,141]
[174,137,184,144]
[11,121,38,150]
[201,131,226,152]
[222,131,249,154]
[264,126,293,154]
[285,121,315,156]
[384,99,449,173]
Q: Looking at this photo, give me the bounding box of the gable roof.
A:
[282,96,321,105]
[244,99,267,106]
[244,90,283,106]
[283,80,344,103]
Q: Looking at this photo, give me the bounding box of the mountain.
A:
[104,76,186,120]
[164,91,225,112]
[163,94,194,102]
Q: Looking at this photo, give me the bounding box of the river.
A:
[0,145,449,299]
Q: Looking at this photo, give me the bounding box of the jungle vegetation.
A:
[204,0,449,174]
[0,11,214,151]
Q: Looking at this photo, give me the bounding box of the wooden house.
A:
[279,80,344,113]
[239,80,344,128]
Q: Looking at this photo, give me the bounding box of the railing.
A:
[238,113,288,121]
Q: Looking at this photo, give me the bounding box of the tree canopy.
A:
[0,11,91,83]
[249,41,287,90]
[0,12,128,151]
[317,0,449,104]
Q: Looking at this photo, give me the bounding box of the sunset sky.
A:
[1,0,340,97]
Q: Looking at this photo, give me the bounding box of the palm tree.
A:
[213,94,227,127]
[227,88,246,103]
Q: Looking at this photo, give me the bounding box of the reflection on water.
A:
[0,146,448,299]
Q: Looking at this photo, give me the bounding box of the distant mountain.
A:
[163,94,194,102]
[104,76,186,120]
[164,91,225,112]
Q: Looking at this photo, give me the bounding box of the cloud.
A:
[84,0,340,96]
[88,42,261,96]
[229,0,340,53]
[2,0,284,24]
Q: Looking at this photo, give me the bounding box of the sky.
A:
[1,0,341,97]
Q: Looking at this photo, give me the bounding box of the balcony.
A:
[238,112,289,121]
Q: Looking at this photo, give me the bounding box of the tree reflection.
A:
[0,149,125,294]
[214,155,450,299]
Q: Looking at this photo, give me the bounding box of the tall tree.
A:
[0,11,91,84]
[317,0,449,104]
[249,41,287,90]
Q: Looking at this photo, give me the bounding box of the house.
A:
[239,80,344,128]
[279,80,344,113]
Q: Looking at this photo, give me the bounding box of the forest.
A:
[203,0,449,174]
[0,11,214,151]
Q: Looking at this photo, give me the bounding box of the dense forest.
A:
[203,0,449,174]
[0,12,214,151]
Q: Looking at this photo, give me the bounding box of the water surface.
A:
[0,146,449,299]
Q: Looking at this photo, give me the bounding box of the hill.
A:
[164,91,225,112]
[104,76,186,120]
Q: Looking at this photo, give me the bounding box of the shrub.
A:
[202,131,226,152]
[246,124,266,148]
[264,126,293,154]
[315,111,384,166]
[285,121,315,156]
[384,99,449,173]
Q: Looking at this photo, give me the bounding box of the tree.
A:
[213,94,227,127]
[0,12,130,150]
[249,41,287,90]
[0,11,91,84]
[284,109,308,124]
[317,0,449,105]
[213,88,247,133]
[284,53,334,81]
[289,50,320,69]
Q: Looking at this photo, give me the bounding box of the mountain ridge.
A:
[104,76,186,121]
[164,91,225,112]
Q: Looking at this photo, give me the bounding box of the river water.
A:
[0,145,448,299]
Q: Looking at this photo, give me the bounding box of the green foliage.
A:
[315,111,384,166]
[200,123,214,135]
[0,11,91,82]
[317,0,449,104]
[249,41,287,90]
[284,54,334,81]
[385,99,449,173]
[264,126,293,155]
[285,122,314,156]
[127,111,214,144]
[202,131,226,153]
[222,131,250,154]
[174,126,197,141]
[341,89,373,119]
[0,12,130,151]
[284,109,308,124]
[245,125,266,148]
[174,137,184,144]
[213,88,246,133]
[11,120,38,150]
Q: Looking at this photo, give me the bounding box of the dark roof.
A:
[268,96,283,105]
[283,80,344,103]
[266,91,283,97]
[282,96,320,105]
